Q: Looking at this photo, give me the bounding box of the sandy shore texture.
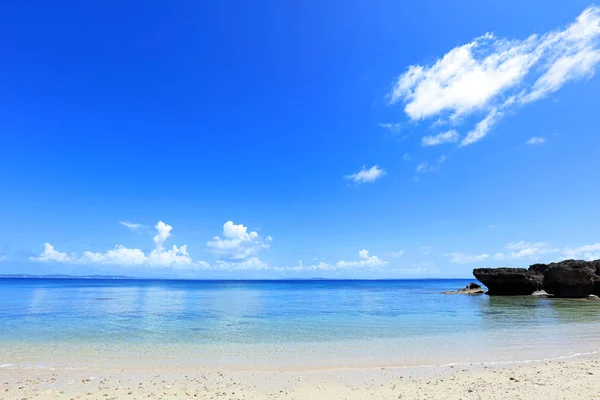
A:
[2,355,600,400]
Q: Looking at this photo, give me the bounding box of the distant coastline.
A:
[0,274,134,280]
[0,274,472,281]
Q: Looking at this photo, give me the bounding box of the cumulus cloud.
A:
[390,6,600,147]
[29,220,275,272]
[422,130,460,146]
[153,221,172,252]
[345,165,386,184]
[119,221,144,231]
[205,221,271,263]
[30,243,75,263]
[526,136,546,145]
[31,221,195,268]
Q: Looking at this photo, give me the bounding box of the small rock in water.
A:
[443,282,485,295]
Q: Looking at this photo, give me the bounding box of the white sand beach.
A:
[3,354,600,399]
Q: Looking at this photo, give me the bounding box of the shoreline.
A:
[2,353,600,399]
[3,348,600,373]
[3,327,600,372]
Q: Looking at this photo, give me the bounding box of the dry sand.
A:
[2,355,600,399]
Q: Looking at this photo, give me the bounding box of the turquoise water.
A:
[1,278,600,369]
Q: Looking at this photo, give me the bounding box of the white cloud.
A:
[153,221,172,252]
[214,257,269,270]
[333,249,386,269]
[30,243,75,263]
[505,240,549,251]
[460,107,502,146]
[422,130,460,146]
[447,252,489,264]
[345,165,386,184]
[494,241,559,260]
[390,33,539,120]
[562,242,600,261]
[403,153,411,162]
[447,240,600,264]
[81,246,147,266]
[205,221,271,261]
[526,136,546,145]
[278,249,387,272]
[119,221,144,231]
[31,221,195,268]
[390,6,600,146]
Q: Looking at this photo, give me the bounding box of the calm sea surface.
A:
[1,278,600,370]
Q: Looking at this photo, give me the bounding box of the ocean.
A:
[1,278,600,370]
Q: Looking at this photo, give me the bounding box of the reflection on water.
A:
[477,295,600,326]
[1,279,600,368]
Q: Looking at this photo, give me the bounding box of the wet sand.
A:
[2,354,600,399]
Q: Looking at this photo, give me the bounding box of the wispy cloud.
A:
[447,252,490,264]
[420,246,433,255]
[345,165,386,184]
[378,122,403,133]
[448,240,600,264]
[278,249,387,272]
[526,136,546,145]
[388,250,405,258]
[422,130,459,146]
[416,162,438,173]
[416,154,447,174]
[119,221,144,231]
[389,6,600,147]
[563,242,600,260]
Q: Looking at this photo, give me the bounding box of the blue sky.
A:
[1,0,600,278]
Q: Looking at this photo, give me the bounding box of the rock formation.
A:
[543,260,600,298]
[473,259,600,298]
[472,268,543,295]
[443,282,485,294]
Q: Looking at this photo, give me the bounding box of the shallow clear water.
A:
[1,278,600,370]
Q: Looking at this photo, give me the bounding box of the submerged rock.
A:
[473,268,542,295]
[443,282,485,295]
